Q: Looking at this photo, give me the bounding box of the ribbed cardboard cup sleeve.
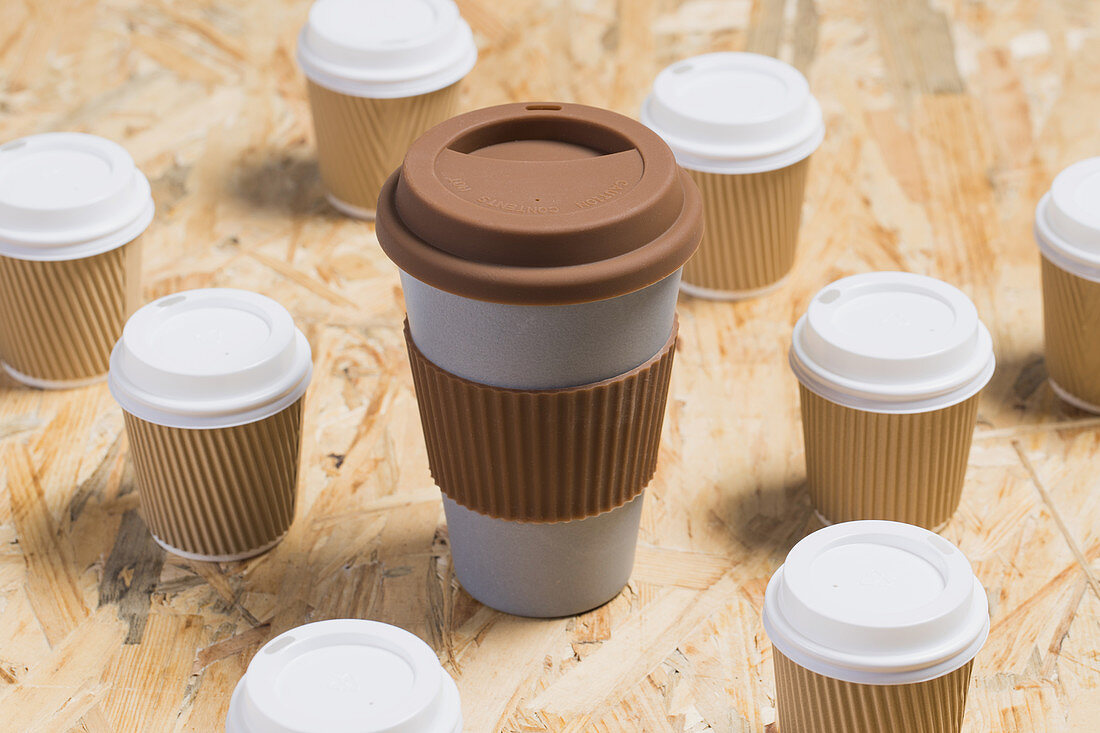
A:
[773,649,973,733]
[307,81,461,215]
[405,319,678,522]
[0,238,142,384]
[1041,256,1100,410]
[799,385,980,530]
[682,158,810,295]
[124,398,304,560]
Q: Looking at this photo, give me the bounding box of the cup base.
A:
[812,509,951,534]
[679,274,789,302]
[325,192,376,221]
[151,531,287,563]
[1049,378,1100,415]
[2,361,106,390]
[443,493,643,618]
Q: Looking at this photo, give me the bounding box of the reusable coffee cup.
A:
[377,102,702,617]
[641,52,824,299]
[296,0,477,220]
[0,132,151,388]
[763,520,989,733]
[1035,157,1100,413]
[109,289,312,561]
[789,272,995,530]
[226,619,462,733]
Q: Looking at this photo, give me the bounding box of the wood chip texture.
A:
[1,1,1099,731]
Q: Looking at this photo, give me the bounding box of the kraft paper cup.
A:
[763,521,989,733]
[227,620,462,733]
[377,103,702,617]
[109,289,312,561]
[789,273,995,529]
[1034,158,1100,413]
[642,53,824,299]
[297,0,476,220]
[0,133,152,388]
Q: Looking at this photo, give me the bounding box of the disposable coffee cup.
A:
[297,0,477,220]
[377,102,702,617]
[763,520,989,733]
[0,133,151,388]
[1034,157,1100,413]
[226,619,462,733]
[109,289,312,561]
[641,52,824,299]
[789,272,995,530]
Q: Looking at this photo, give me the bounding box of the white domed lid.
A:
[226,620,462,733]
[640,52,824,174]
[109,289,312,428]
[1035,157,1100,280]
[789,272,995,412]
[762,521,989,685]
[297,0,477,98]
[0,133,154,260]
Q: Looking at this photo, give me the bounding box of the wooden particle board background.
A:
[1,0,1099,730]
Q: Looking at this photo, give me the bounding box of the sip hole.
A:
[264,636,295,654]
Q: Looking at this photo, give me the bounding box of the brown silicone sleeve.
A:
[405,318,678,522]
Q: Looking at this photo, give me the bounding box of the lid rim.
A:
[0,196,153,261]
[1035,194,1100,280]
[764,589,990,685]
[665,121,823,175]
[788,323,995,413]
[642,96,825,168]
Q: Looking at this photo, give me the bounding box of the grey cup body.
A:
[401,270,680,617]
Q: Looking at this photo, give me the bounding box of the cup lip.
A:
[639,52,825,174]
[225,619,463,733]
[295,0,477,99]
[0,132,154,261]
[1035,192,1100,283]
[788,272,996,413]
[762,521,990,685]
[108,289,313,429]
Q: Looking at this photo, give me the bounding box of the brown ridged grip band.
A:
[405,318,678,522]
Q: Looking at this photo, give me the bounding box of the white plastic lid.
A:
[296,0,477,98]
[1035,157,1100,281]
[762,521,989,685]
[108,289,312,429]
[640,52,825,174]
[0,133,154,261]
[789,272,995,412]
[226,620,462,733]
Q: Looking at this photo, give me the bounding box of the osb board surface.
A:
[0,0,1098,730]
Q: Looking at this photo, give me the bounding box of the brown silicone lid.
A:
[376,102,703,305]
